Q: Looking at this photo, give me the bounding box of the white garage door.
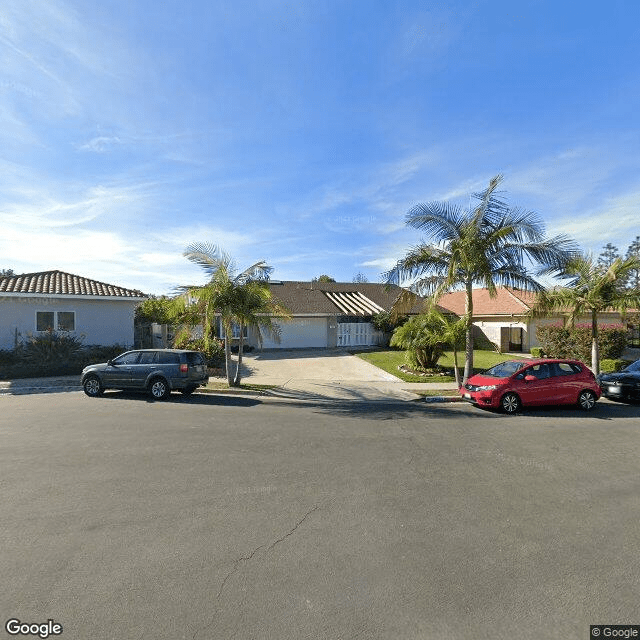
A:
[261,318,327,349]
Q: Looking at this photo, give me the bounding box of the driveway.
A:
[238,349,438,401]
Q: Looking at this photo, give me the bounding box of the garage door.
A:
[261,318,327,349]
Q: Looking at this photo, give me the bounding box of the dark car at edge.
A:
[81,349,209,400]
[597,359,640,403]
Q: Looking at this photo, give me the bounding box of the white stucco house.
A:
[436,287,635,352]
[0,270,147,350]
[225,280,428,350]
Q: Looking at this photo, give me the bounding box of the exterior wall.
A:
[257,317,329,349]
[0,295,139,349]
[473,318,531,351]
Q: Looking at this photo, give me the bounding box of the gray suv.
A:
[81,349,209,400]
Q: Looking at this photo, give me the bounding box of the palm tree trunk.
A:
[463,281,474,384]
[453,346,461,388]
[591,309,599,375]
[233,323,245,386]
[223,319,234,386]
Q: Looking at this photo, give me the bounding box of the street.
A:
[1,392,640,639]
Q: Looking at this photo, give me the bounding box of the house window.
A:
[218,319,248,339]
[36,311,76,332]
[36,312,55,331]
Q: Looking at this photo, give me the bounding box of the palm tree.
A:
[384,175,578,383]
[182,243,288,386]
[528,253,640,375]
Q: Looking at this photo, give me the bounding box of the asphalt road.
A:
[1,392,640,640]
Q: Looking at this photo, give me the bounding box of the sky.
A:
[1,0,639,295]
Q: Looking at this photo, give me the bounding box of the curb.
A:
[423,395,465,403]
[0,386,82,396]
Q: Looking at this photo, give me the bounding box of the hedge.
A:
[535,324,628,361]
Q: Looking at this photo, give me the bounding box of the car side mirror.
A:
[524,375,537,382]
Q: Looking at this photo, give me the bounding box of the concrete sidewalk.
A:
[0,349,463,402]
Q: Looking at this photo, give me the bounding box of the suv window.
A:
[186,352,205,365]
[138,351,158,365]
[157,352,181,364]
[112,352,141,365]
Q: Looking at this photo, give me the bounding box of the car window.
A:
[186,352,205,365]
[138,351,158,365]
[624,360,640,372]
[525,364,551,379]
[157,352,180,364]
[553,362,578,376]
[112,352,140,365]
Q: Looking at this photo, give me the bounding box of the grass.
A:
[410,389,462,397]
[354,349,528,383]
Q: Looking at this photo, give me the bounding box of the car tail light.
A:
[180,364,188,373]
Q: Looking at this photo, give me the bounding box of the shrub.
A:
[172,335,224,366]
[530,347,544,357]
[536,324,628,361]
[599,359,628,373]
[17,330,83,365]
[390,313,445,370]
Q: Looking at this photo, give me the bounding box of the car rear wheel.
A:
[501,392,521,414]
[83,375,103,397]
[149,377,170,400]
[578,389,597,411]
[180,386,197,396]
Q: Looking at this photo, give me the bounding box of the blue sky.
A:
[1,0,639,294]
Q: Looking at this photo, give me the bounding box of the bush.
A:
[172,335,224,366]
[390,313,445,369]
[536,324,628,361]
[599,359,628,373]
[530,347,544,357]
[0,334,130,380]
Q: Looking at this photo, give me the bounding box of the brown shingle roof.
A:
[267,281,430,316]
[437,287,536,316]
[0,270,146,298]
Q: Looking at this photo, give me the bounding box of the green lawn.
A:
[354,349,528,383]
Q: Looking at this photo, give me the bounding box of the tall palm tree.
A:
[384,175,578,383]
[528,253,640,375]
[183,243,287,386]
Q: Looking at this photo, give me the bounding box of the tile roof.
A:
[266,281,429,316]
[437,287,536,316]
[0,270,146,298]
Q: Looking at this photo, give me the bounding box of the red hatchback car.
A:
[460,358,601,413]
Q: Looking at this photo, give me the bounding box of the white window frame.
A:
[35,311,76,332]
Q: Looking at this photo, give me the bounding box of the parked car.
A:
[597,359,640,403]
[460,358,601,413]
[81,349,209,400]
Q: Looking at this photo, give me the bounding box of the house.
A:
[436,287,633,352]
[0,270,147,350]
[236,280,428,350]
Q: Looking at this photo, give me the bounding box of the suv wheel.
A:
[501,392,521,414]
[149,377,170,400]
[83,375,103,398]
[578,389,597,411]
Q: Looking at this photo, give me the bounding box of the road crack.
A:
[192,502,325,640]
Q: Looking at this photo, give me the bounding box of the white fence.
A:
[337,322,383,347]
